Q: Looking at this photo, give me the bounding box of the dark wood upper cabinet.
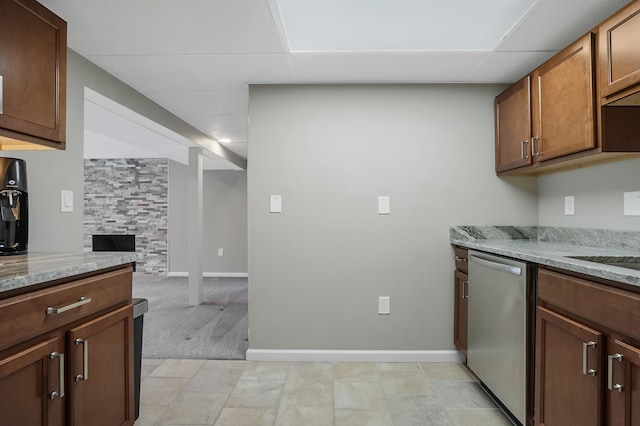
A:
[0,0,67,150]
[598,0,640,100]
[495,77,533,173]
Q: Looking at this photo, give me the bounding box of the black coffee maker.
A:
[0,158,28,255]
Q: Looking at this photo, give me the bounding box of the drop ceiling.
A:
[38,0,631,169]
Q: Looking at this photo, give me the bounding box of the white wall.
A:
[538,157,640,230]
[169,161,248,274]
[247,84,538,352]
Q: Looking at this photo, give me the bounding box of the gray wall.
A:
[538,157,640,230]
[247,84,538,351]
[169,161,248,274]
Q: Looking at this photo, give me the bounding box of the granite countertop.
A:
[0,251,137,295]
[451,226,640,287]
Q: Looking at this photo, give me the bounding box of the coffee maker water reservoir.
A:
[0,158,28,255]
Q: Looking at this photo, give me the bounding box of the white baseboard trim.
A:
[167,272,248,278]
[245,349,463,363]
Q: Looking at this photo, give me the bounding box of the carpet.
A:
[132,276,248,360]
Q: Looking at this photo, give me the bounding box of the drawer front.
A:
[454,247,468,273]
[0,267,132,351]
[538,267,640,341]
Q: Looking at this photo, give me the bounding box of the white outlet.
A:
[378,196,390,215]
[218,248,224,256]
[624,191,640,216]
[564,196,575,216]
[378,296,390,315]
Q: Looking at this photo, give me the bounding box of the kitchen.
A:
[1,0,640,425]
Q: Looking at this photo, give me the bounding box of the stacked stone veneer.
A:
[83,158,168,275]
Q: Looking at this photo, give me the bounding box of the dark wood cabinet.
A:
[0,0,67,150]
[0,266,134,426]
[495,77,533,173]
[535,267,640,426]
[453,247,468,357]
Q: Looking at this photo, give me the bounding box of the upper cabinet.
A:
[496,0,640,175]
[0,0,67,150]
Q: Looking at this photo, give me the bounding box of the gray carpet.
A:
[132,276,248,360]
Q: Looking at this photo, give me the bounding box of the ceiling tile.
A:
[147,90,249,117]
[183,114,249,143]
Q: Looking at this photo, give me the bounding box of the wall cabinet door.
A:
[535,306,604,426]
[0,0,66,148]
[495,76,533,173]
[532,33,597,162]
[67,305,134,426]
[0,337,64,426]
[453,270,468,355]
[607,339,640,426]
[599,0,640,100]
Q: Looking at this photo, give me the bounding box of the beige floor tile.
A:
[141,359,167,381]
[279,383,334,411]
[226,380,284,408]
[335,409,394,426]
[158,391,228,425]
[380,371,433,396]
[286,362,334,385]
[150,359,206,378]
[140,377,192,407]
[184,365,244,394]
[135,404,168,425]
[376,362,421,372]
[334,381,387,410]
[447,408,512,425]
[275,405,334,426]
[432,381,496,409]
[239,362,288,381]
[334,363,380,382]
[420,363,472,381]
[214,407,276,426]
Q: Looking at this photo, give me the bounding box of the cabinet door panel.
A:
[535,306,603,426]
[495,76,532,172]
[0,337,63,426]
[534,33,596,161]
[453,270,468,355]
[68,305,134,426]
[608,339,640,426]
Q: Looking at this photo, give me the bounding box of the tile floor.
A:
[135,359,512,426]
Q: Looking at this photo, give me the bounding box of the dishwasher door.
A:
[467,250,527,425]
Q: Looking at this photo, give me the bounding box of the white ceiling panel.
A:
[147,90,249,117]
[467,51,557,82]
[290,52,490,83]
[87,54,296,93]
[277,0,535,51]
[183,114,249,142]
[496,0,631,51]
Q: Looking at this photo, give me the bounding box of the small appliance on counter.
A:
[0,158,28,255]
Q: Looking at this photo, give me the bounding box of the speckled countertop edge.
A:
[0,251,138,294]
[451,226,640,287]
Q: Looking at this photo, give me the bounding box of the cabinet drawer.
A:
[454,247,468,273]
[538,267,640,341]
[0,267,132,351]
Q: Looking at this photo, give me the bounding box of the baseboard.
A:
[167,272,248,278]
[245,349,463,363]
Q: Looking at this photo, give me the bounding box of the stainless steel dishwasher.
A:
[467,250,529,425]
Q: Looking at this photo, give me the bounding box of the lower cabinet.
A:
[0,266,134,426]
[453,247,468,356]
[535,267,640,426]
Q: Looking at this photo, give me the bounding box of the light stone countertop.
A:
[451,226,640,287]
[0,251,137,295]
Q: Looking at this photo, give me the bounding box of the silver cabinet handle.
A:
[462,281,469,299]
[47,297,91,315]
[531,136,540,157]
[521,140,529,160]
[0,75,3,115]
[608,353,624,392]
[582,341,597,376]
[454,256,467,262]
[74,338,89,382]
[49,352,65,399]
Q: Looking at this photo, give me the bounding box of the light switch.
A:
[378,296,390,315]
[564,196,575,216]
[624,191,640,216]
[60,190,73,213]
[378,196,390,215]
[270,195,282,213]
[218,248,224,256]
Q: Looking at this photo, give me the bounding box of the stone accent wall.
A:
[84,158,168,275]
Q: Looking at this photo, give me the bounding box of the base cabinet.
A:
[453,247,468,356]
[0,266,134,426]
[535,267,640,426]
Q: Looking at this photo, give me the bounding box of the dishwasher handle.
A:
[470,254,522,276]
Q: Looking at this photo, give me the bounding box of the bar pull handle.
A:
[454,256,467,262]
[74,338,89,382]
[462,281,469,299]
[582,341,597,376]
[47,297,91,315]
[0,75,3,114]
[608,353,624,392]
[521,140,529,160]
[49,352,65,399]
[531,137,540,158]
